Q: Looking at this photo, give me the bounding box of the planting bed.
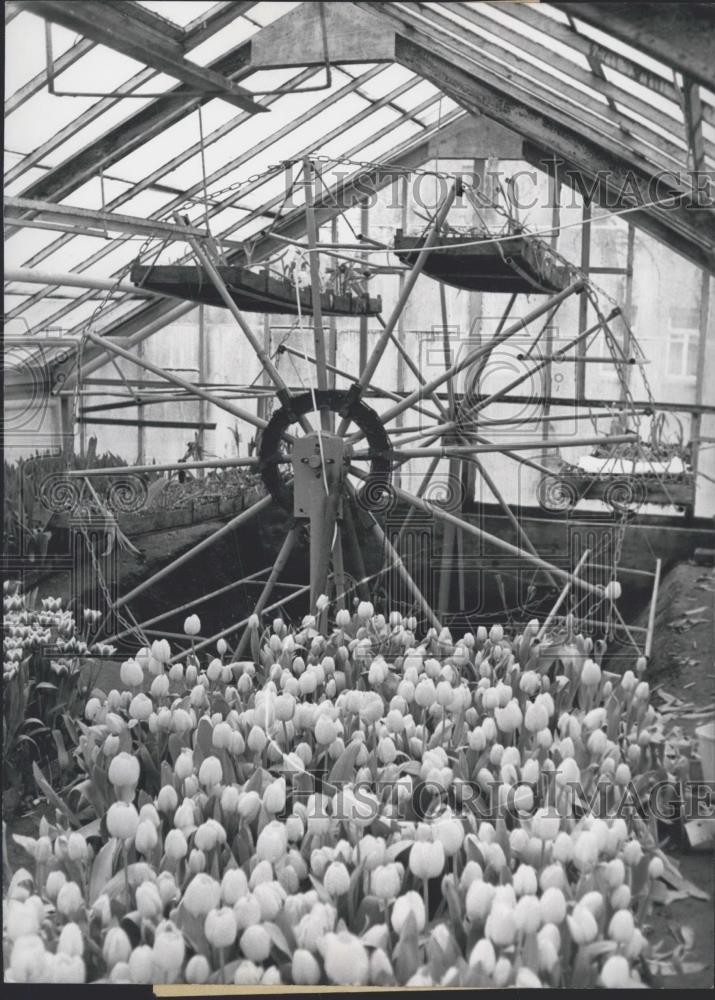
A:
[3,588,713,987]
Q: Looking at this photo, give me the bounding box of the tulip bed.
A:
[3,599,697,986]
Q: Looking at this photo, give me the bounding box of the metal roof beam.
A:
[443,2,694,150]
[552,2,715,91]
[7,41,253,217]
[364,3,690,178]
[181,1,257,48]
[503,2,687,108]
[392,34,715,272]
[6,3,258,188]
[49,114,469,386]
[5,36,96,116]
[15,0,266,113]
[4,195,210,240]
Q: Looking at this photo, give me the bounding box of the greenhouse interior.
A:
[3,0,715,990]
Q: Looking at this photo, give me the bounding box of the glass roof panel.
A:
[5,14,81,95]
[137,2,216,28]
[570,17,674,80]
[474,3,593,72]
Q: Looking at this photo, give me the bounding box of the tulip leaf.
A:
[264,920,292,957]
[173,899,211,957]
[327,740,363,789]
[195,716,214,757]
[89,837,119,903]
[393,912,420,982]
[32,761,81,828]
[11,834,39,857]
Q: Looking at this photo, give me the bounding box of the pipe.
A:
[4,266,158,298]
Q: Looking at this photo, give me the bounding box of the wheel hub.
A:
[257,389,392,513]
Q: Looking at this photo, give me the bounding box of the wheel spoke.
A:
[347,280,584,445]
[349,465,603,597]
[335,182,458,436]
[83,329,282,438]
[234,524,302,659]
[112,493,273,611]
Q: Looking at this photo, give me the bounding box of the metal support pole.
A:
[362,508,441,631]
[470,455,560,592]
[169,583,313,663]
[342,498,371,602]
[644,558,662,661]
[66,456,262,477]
[82,329,275,436]
[577,199,591,402]
[362,280,585,437]
[350,467,604,597]
[235,525,301,658]
[332,519,347,611]
[302,158,330,431]
[113,494,273,610]
[336,182,458,436]
[536,549,591,640]
[277,343,441,422]
[359,198,370,373]
[358,432,637,460]
[176,216,311,432]
[468,314,613,417]
[104,565,274,644]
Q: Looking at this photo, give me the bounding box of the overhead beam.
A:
[181,1,257,48]
[390,32,715,273]
[680,78,707,173]
[442,1,698,155]
[4,196,208,240]
[4,267,158,298]
[50,113,469,387]
[16,1,266,113]
[5,2,251,156]
[552,2,715,91]
[503,1,696,114]
[7,43,253,212]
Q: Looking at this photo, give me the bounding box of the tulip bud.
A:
[103,927,132,968]
[205,906,238,948]
[184,614,201,636]
[186,955,211,984]
[106,802,139,841]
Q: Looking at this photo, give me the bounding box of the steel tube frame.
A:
[276,343,442,423]
[350,466,603,597]
[335,182,458,437]
[536,549,591,641]
[82,329,275,437]
[357,280,585,440]
[177,219,312,433]
[113,493,273,611]
[169,582,313,663]
[65,457,264,477]
[357,432,637,461]
[644,558,662,661]
[103,565,275,644]
[302,158,330,430]
[235,525,302,658]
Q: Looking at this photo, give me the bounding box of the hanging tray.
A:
[392,230,571,294]
[131,264,382,317]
